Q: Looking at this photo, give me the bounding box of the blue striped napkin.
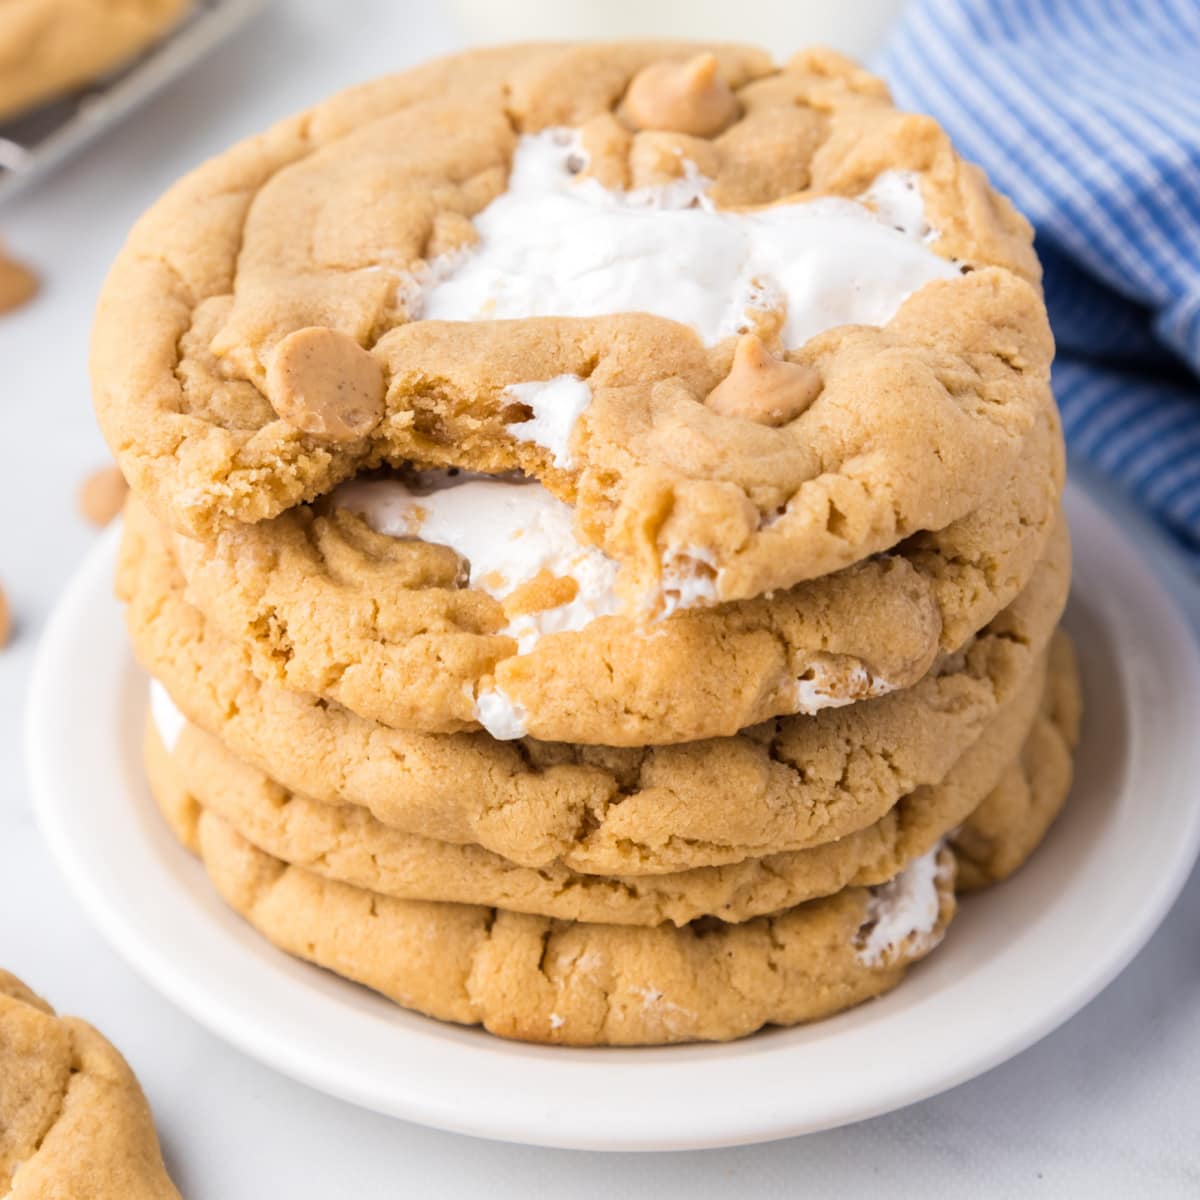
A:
[878,0,1200,561]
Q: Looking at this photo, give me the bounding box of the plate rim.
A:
[26,481,1200,1151]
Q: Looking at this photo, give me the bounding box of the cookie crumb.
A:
[78,465,128,526]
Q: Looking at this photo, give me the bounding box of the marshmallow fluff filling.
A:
[502,375,593,469]
[148,680,186,753]
[334,473,622,654]
[795,662,894,713]
[855,846,951,967]
[334,472,620,739]
[333,469,902,737]
[410,129,957,348]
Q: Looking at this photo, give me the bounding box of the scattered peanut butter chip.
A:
[705,335,823,426]
[623,53,741,139]
[266,327,385,442]
[78,465,128,527]
[0,244,38,314]
[0,584,10,650]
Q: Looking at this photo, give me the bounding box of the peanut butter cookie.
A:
[0,971,179,1198]
[155,802,958,1045]
[955,634,1081,889]
[120,503,1070,874]
[93,43,1050,617]
[156,406,1061,745]
[145,634,1069,926]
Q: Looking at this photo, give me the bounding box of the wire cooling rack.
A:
[0,0,268,203]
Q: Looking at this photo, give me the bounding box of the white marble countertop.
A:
[2,2,1198,1194]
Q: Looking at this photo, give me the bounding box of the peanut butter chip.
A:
[266,327,385,442]
[623,53,741,139]
[0,246,38,314]
[0,584,9,649]
[705,335,823,426]
[78,465,128,527]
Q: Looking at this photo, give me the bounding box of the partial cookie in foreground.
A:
[122,507,1070,873]
[93,42,1051,613]
[0,971,179,1199]
[955,634,1082,890]
[0,0,188,121]
[160,405,1062,745]
[147,632,1062,925]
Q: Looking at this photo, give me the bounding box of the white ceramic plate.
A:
[27,481,1200,1151]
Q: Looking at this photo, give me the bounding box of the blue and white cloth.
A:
[878,0,1200,560]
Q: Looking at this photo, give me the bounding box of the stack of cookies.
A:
[94,43,1079,1045]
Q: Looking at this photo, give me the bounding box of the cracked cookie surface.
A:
[146,633,1069,925]
[0,971,179,1199]
[93,42,1050,612]
[154,799,958,1046]
[120,502,1070,874]
[142,653,1075,1044]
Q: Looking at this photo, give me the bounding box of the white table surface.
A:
[2,2,1198,1194]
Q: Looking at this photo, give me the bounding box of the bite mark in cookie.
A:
[139,420,1063,748]
[334,471,621,652]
